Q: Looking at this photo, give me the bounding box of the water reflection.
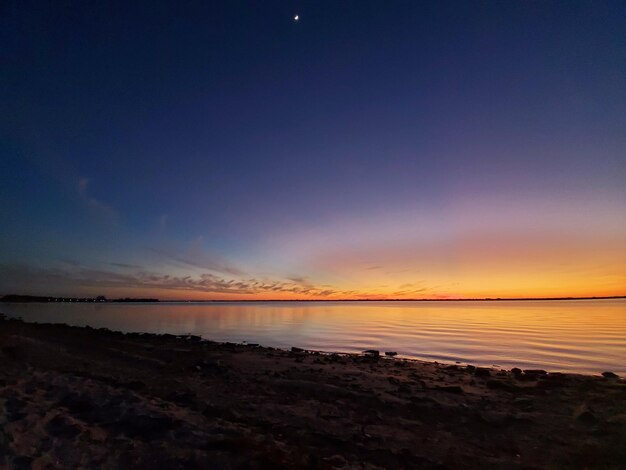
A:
[1,300,624,375]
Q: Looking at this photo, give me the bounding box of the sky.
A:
[1,1,625,300]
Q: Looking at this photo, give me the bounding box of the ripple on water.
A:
[1,299,625,374]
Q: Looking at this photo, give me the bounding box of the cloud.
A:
[77,176,119,223]
[151,237,245,276]
[388,281,431,297]
[286,276,311,286]
[390,287,428,297]
[0,263,351,298]
[77,177,89,195]
[109,262,144,269]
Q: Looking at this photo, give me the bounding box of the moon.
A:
[294,15,299,21]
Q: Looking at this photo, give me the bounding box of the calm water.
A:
[1,300,624,375]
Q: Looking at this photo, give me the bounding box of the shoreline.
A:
[2,295,625,303]
[1,315,625,468]
[2,308,623,377]
[3,312,610,380]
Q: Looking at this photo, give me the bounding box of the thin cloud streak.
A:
[150,247,245,277]
[109,262,144,269]
[77,176,119,223]
[0,263,354,298]
[150,236,245,277]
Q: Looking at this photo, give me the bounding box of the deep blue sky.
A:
[1,1,625,299]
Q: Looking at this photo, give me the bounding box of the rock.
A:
[325,455,347,467]
[0,428,10,449]
[607,413,626,424]
[574,405,597,424]
[58,392,95,415]
[167,390,195,406]
[126,380,146,391]
[486,380,518,391]
[204,434,244,451]
[518,372,539,382]
[474,410,519,426]
[407,397,443,420]
[46,415,81,439]
[606,383,626,392]
[523,369,547,375]
[4,397,26,422]
[385,351,398,357]
[12,456,34,468]
[602,371,619,379]
[474,367,491,377]
[1,346,18,359]
[363,350,380,357]
[436,385,464,394]
[117,411,175,440]
[194,359,226,374]
[513,397,534,411]
[538,373,568,389]
[511,367,522,376]
[202,404,237,420]
[544,372,567,381]
[5,397,25,414]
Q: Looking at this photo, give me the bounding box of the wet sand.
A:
[1,314,625,469]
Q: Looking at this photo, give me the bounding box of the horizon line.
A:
[2,294,625,303]
[150,295,626,302]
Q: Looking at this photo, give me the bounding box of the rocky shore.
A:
[1,314,625,469]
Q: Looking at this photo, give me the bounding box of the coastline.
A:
[2,295,625,303]
[1,315,625,468]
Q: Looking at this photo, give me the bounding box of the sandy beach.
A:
[1,313,625,469]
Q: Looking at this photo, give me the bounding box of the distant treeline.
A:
[1,294,624,303]
[0,295,159,303]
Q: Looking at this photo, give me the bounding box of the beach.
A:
[1,314,625,469]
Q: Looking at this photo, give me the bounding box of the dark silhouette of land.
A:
[1,314,625,468]
[2,293,624,303]
[0,295,159,303]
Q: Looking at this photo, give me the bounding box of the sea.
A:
[1,299,624,375]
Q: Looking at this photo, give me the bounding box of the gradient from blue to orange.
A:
[1,1,625,300]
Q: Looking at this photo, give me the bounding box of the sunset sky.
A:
[1,1,625,300]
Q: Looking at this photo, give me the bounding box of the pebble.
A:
[574,404,597,424]
[601,371,619,379]
[363,350,380,357]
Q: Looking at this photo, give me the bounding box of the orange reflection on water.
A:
[3,299,625,375]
